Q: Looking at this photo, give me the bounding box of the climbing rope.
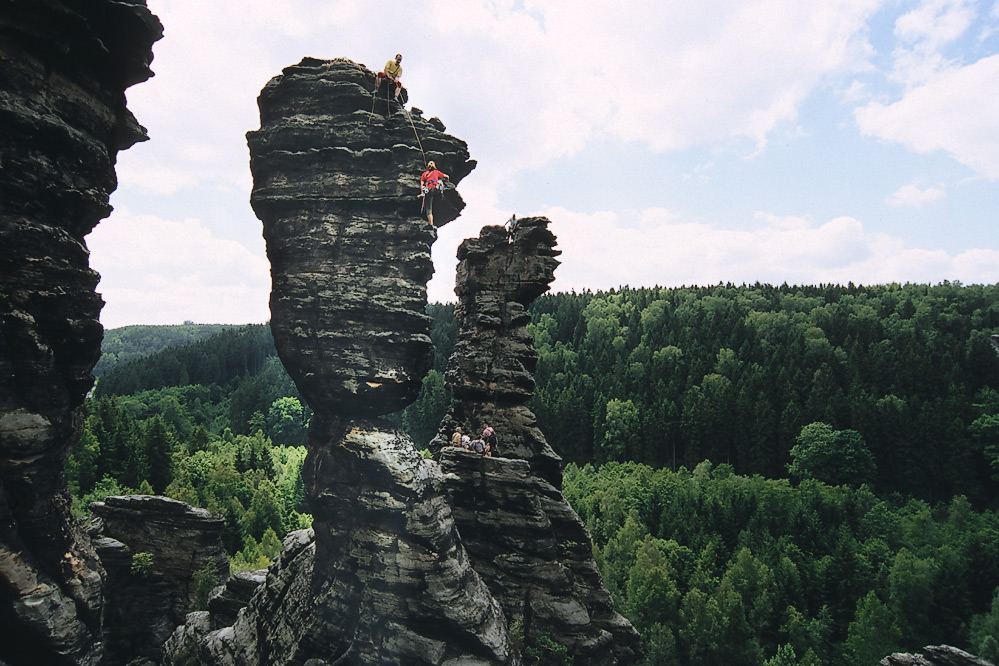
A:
[402,103,427,166]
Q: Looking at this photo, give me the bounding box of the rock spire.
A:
[166,58,513,666]
[435,219,641,665]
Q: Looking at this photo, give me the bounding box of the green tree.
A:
[970,589,999,663]
[266,396,309,447]
[843,591,900,665]
[678,588,725,665]
[887,548,933,645]
[624,537,681,632]
[142,415,176,493]
[67,429,101,496]
[601,398,641,462]
[788,422,876,487]
[402,370,450,447]
[241,479,284,542]
[638,623,679,666]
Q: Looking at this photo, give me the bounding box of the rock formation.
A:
[88,496,229,666]
[434,220,641,665]
[879,645,995,666]
[0,2,161,664]
[246,57,475,417]
[165,58,512,666]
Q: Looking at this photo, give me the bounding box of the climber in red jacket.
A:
[419,161,449,227]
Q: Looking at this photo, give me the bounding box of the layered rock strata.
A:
[246,57,475,416]
[435,219,640,665]
[88,496,229,665]
[165,58,512,665]
[0,2,161,664]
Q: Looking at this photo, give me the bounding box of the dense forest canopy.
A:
[527,282,999,507]
[78,282,999,664]
[94,323,237,376]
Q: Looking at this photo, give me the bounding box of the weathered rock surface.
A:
[0,2,161,664]
[206,570,266,630]
[879,645,995,666]
[170,428,512,666]
[166,58,513,666]
[246,57,475,417]
[435,219,640,665]
[88,495,229,665]
[436,220,563,483]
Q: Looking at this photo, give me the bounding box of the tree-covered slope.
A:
[563,460,999,666]
[524,282,999,506]
[95,323,237,376]
[94,324,277,397]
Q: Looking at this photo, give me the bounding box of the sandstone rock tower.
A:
[165,58,512,666]
[0,2,161,664]
[435,220,641,665]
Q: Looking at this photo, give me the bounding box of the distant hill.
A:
[96,324,240,376]
[94,324,276,397]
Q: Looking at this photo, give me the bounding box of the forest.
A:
[72,283,999,665]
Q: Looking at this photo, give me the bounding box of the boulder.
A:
[165,58,512,666]
[879,645,995,666]
[246,57,475,417]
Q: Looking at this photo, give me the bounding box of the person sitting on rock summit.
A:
[419,161,449,227]
[374,53,403,101]
[482,425,499,456]
[451,426,463,448]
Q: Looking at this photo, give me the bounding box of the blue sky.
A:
[89,0,999,328]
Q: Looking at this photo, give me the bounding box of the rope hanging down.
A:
[402,103,427,166]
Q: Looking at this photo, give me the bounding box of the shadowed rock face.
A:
[246,57,475,418]
[435,219,641,665]
[88,496,229,666]
[163,58,513,666]
[0,2,161,664]
[435,219,564,482]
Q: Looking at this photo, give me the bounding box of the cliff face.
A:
[165,58,512,666]
[88,496,229,666]
[0,2,161,664]
[246,57,475,417]
[435,220,641,665]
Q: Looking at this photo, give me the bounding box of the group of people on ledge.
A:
[449,425,500,457]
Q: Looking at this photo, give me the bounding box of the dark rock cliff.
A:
[165,58,512,666]
[434,219,641,665]
[0,2,161,664]
[88,496,229,666]
[246,57,475,418]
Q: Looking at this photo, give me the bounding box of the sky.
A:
[89,0,999,329]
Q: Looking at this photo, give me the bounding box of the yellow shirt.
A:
[384,60,402,79]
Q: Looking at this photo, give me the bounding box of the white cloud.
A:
[541,206,999,292]
[895,0,975,49]
[855,54,999,178]
[890,0,977,87]
[87,208,271,328]
[887,183,947,206]
[126,0,888,201]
